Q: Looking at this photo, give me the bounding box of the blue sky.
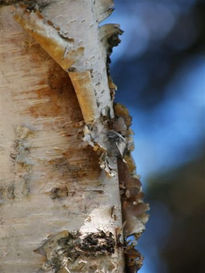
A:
[130,55,205,183]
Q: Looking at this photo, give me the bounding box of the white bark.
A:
[0,1,148,273]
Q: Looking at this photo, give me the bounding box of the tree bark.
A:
[0,1,149,273]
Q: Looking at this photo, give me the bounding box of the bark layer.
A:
[0,1,149,273]
[0,6,124,273]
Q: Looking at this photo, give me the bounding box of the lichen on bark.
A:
[34,230,115,273]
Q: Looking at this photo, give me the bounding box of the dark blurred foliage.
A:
[107,0,205,272]
[146,150,205,273]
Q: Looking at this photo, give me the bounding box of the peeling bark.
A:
[0,1,149,272]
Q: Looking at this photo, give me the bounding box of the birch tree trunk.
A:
[0,1,149,273]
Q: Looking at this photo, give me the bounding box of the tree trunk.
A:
[0,1,149,273]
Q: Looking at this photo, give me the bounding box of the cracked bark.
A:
[0,1,149,273]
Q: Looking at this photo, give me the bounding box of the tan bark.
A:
[0,1,148,273]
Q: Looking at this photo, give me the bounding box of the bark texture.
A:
[0,1,149,273]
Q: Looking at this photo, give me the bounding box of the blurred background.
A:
[105,0,205,272]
